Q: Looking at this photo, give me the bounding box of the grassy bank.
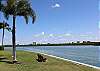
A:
[0,50,99,71]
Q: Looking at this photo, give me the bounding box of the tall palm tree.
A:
[0,0,36,62]
[0,21,11,50]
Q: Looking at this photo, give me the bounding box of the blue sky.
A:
[0,0,99,44]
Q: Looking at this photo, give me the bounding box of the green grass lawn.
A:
[0,50,99,71]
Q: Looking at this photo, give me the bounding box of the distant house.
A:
[77,41,80,43]
[33,42,36,45]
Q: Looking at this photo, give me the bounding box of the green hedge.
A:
[0,46,4,50]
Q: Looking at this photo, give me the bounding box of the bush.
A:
[0,46,4,50]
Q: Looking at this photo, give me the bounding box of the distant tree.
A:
[0,0,36,62]
[0,21,11,50]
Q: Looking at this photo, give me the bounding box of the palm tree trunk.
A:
[12,16,17,62]
[1,26,4,50]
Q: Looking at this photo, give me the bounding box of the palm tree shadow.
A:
[0,57,21,64]
[0,60,13,64]
[0,57,13,64]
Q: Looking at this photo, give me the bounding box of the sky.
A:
[0,0,99,44]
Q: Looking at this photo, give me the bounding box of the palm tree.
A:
[0,21,11,50]
[0,0,36,62]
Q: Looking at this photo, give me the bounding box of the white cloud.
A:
[33,32,45,37]
[51,3,60,8]
[49,34,53,37]
[64,33,71,36]
[33,34,40,37]
[80,35,89,37]
[42,32,45,35]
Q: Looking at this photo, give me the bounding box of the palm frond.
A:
[6,0,16,14]
[3,11,9,20]
[0,0,2,11]
[6,27,12,32]
[30,11,36,24]
[0,1,10,20]
[1,0,16,20]
[0,23,3,29]
[0,21,11,32]
[24,15,28,24]
[16,0,36,24]
[1,0,36,23]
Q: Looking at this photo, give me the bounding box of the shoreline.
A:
[3,44,100,47]
[24,50,100,70]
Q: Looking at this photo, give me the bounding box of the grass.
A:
[0,50,99,71]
